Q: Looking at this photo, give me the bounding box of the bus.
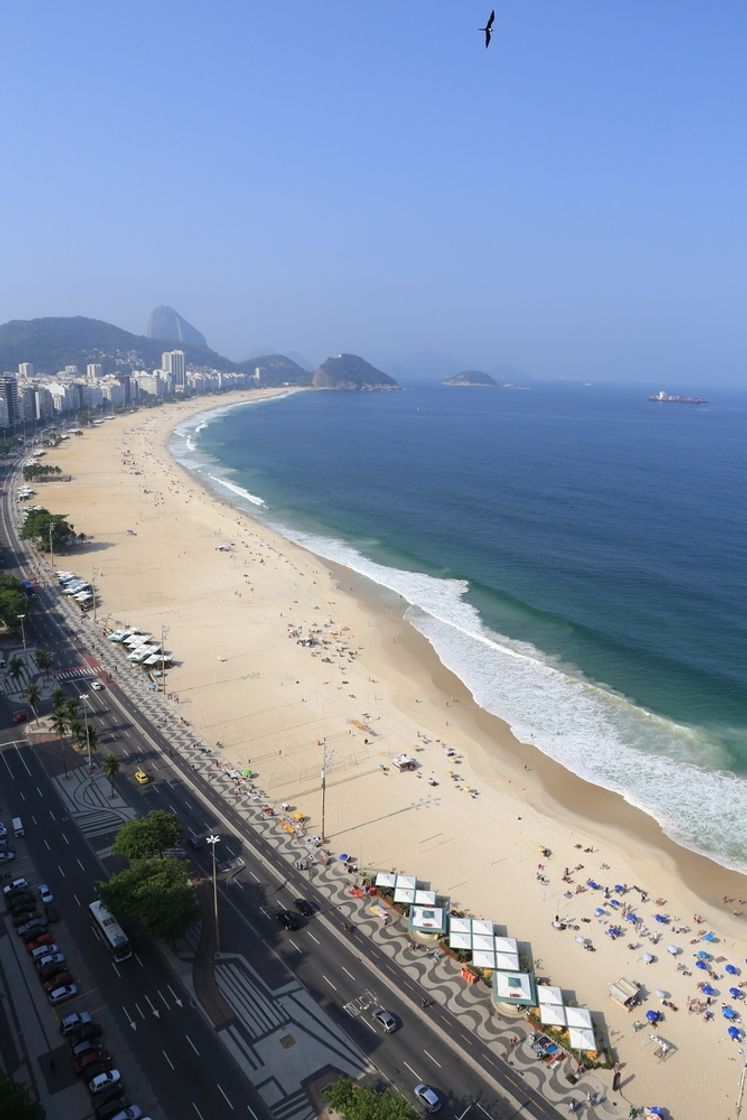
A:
[88,900,132,962]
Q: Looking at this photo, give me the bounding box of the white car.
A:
[60,1011,92,1035]
[414,1084,442,1113]
[48,983,77,1005]
[0,823,7,839]
[91,680,103,691]
[110,1108,144,1120]
[31,943,58,961]
[38,884,54,905]
[89,1070,121,1095]
[3,877,28,896]
[36,952,65,971]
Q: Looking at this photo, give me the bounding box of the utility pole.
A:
[91,568,98,623]
[161,623,170,694]
[48,521,54,570]
[79,693,93,773]
[320,742,334,842]
[206,835,220,956]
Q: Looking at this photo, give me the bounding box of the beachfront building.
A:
[0,373,20,430]
[86,362,103,383]
[18,362,34,379]
[162,349,186,392]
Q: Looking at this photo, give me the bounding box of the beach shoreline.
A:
[36,390,747,1118]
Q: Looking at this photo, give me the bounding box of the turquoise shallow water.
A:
[171,382,747,872]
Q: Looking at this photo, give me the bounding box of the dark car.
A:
[74,1048,111,1076]
[293,898,314,917]
[274,909,301,931]
[0,849,17,863]
[44,970,73,991]
[73,1037,106,1059]
[45,905,61,923]
[69,1022,103,1047]
[12,909,38,927]
[8,892,35,913]
[39,961,69,982]
[95,1097,133,1120]
[186,834,204,851]
[93,1083,125,1109]
[11,710,28,724]
[19,919,49,940]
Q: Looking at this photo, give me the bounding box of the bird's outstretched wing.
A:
[484,27,493,48]
[487,9,496,31]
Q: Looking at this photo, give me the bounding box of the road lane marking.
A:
[48,809,56,820]
[76,858,85,871]
[246,1107,260,1120]
[322,975,337,992]
[162,1049,174,1070]
[112,962,121,978]
[43,838,50,850]
[249,871,260,882]
[19,791,25,801]
[342,966,357,981]
[404,1061,422,1080]
[423,1049,441,1068]
[185,1034,199,1055]
[192,1105,205,1119]
[15,749,31,776]
[158,989,170,1009]
[61,833,70,845]
[31,815,37,825]
[134,952,144,967]
[36,786,43,797]
[308,932,320,945]
[57,865,66,878]
[217,1084,234,1109]
[233,879,244,890]
[135,1002,146,1020]
[0,754,12,777]
[73,893,81,907]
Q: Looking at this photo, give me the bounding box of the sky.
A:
[2,1,746,384]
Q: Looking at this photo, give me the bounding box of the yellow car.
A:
[133,769,150,785]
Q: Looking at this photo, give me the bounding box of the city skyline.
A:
[2,2,746,385]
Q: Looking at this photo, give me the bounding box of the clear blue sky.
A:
[2,1,745,383]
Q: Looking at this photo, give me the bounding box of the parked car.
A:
[37,956,66,977]
[11,710,28,724]
[12,909,38,927]
[3,877,28,896]
[93,1083,125,1110]
[69,1022,103,1047]
[293,898,314,916]
[60,1011,92,1035]
[31,942,59,962]
[27,931,54,952]
[372,1007,399,1033]
[8,892,35,912]
[109,1107,144,1120]
[44,970,73,991]
[89,1071,121,1095]
[38,884,54,904]
[274,909,300,931]
[0,823,6,839]
[95,1100,134,1120]
[0,849,16,863]
[45,905,61,923]
[48,983,78,1005]
[413,1084,441,1114]
[75,1050,112,1076]
[19,919,49,940]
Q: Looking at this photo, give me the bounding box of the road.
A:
[1,455,567,1120]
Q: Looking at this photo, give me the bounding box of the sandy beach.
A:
[36,392,747,1119]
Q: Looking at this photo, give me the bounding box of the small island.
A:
[313,353,400,391]
[443,370,497,387]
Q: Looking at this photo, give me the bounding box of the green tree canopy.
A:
[0,1072,44,1120]
[20,508,76,552]
[0,573,27,631]
[97,857,198,942]
[112,809,182,860]
[102,752,120,797]
[322,1078,419,1120]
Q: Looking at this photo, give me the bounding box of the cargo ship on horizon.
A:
[648,389,709,404]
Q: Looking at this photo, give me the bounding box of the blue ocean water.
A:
[171,383,747,872]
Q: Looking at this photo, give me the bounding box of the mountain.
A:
[235,353,310,386]
[388,347,471,384]
[443,370,497,387]
[486,363,535,384]
[312,353,399,391]
[0,316,232,374]
[145,306,207,348]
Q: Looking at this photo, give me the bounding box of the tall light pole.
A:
[17,615,26,661]
[48,521,54,570]
[206,834,220,956]
[320,743,334,842]
[737,1048,747,1119]
[91,568,99,624]
[79,692,93,772]
[160,623,170,695]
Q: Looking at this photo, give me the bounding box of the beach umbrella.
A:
[647,1109,664,1119]
[695,960,708,970]
[614,884,625,893]
[625,913,639,923]
[697,950,712,960]
[594,907,606,917]
[646,1010,660,1023]
[293,811,304,821]
[703,931,717,942]
[338,853,350,861]
[723,1007,738,1021]
[666,945,681,956]
[725,964,739,975]
[728,1026,742,1041]
[729,987,743,999]
[702,984,716,996]
[654,914,669,924]
[654,989,669,999]
[641,953,655,964]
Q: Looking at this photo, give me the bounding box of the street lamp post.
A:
[737,1049,747,1119]
[79,692,93,772]
[17,615,26,668]
[161,623,170,695]
[206,834,220,956]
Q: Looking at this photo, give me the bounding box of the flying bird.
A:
[480,9,495,48]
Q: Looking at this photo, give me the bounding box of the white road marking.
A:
[135,1002,146,1020]
[217,1084,234,1109]
[36,786,43,797]
[233,879,244,890]
[158,989,170,1009]
[73,893,81,907]
[48,809,56,821]
[288,939,300,952]
[15,748,31,776]
[57,865,66,878]
[185,1034,199,1055]
[192,1106,205,1120]
[112,962,121,978]
[19,791,25,801]
[249,871,260,882]
[162,1049,174,1070]
[308,931,320,945]
[423,1049,441,1068]
[475,1105,494,1119]
[404,1061,423,1081]
[134,952,144,967]
[246,1107,260,1120]
[322,975,338,992]
[342,966,357,981]
[61,833,70,845]
[31,815,37,825]
[0,754,12,777]
[76,858,85,871]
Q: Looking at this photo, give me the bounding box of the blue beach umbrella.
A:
[702,984,716,996]
[646,1010,660,1023]
[654,914,669,924]
[703,931,717,942]
[338,853,350,861]
[695,960,708,970]
[729,987,743,999]
[725,964,739,975]
[728,1026,742,1041]
[625,912,639,923]
[723,1007,738,1021]
[647,1106,664,1117]
[594,907,606,916]
[696,950,712,960]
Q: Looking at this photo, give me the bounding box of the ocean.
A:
[170,382,747,873]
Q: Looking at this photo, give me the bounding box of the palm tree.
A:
[102,752,120,799]
[50,707,69,778]
[7,655,24,691]
[51,686,65,710]
[34,649,53,680]
[68,717,84,752]
[22,682,41,724]
[81,722,98,764]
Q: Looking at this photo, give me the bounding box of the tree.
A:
[102,752,120,797]
[50,685,65,709]
[97,857,199,942]
[33,648,53,679]
[0,1072,44,1120]
[112,810,181,860]
[20,508,76,553]
[7,655,25,689]
[78,721,98,761]
[0,573,26,630]
[22,683,41,723]
[322,1078,419,1120]
[49,706,69,778]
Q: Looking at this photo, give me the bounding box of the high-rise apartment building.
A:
[18,362,34,379]
[161,349,186,391]
[0,374,19,429]
[86,363,103,382]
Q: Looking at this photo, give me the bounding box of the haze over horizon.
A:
[2,2,745,385]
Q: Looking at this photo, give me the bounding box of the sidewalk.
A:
[191,879,235,1030]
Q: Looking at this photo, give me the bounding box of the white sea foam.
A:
[208,473,266,507]
[273,525,747,873]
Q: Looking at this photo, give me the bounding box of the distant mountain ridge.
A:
[443,370,497,387]
[0,316,399,391]
[146,306,207,348]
